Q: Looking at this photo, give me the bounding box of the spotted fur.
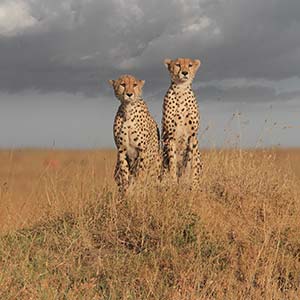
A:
[109,74,161,194]
[162,58,202,188]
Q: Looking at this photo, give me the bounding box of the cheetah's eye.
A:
[189,63,193,67]
[176,63,180,67]
[133,83,138,87]
[120,83,126,87]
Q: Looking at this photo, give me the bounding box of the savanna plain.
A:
[0,148,300,299]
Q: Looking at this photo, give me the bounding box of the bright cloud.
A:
[0,0,36,36]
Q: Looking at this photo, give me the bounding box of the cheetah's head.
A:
[109,75,145,103]
[164,58,201,85]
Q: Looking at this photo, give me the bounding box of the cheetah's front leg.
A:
[193,148,203,188]
[186,135,202,189]
[166,139,177,181]
[114,149,130,193]
[135,150,148,183]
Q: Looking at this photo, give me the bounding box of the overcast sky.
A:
[0,0,299,148]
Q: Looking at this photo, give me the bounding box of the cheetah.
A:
[162,57,202,188]
[109,74,161,194]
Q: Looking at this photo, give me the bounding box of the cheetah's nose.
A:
[126,93,133,97]
[182,71,188,76]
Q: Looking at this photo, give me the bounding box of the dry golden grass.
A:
[0,149,115,232]
[0,148,300,299]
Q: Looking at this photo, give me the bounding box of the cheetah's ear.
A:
[194,59,201,69]
[139,80,145,87]
[108,80,115,86]
[164,58,172,69]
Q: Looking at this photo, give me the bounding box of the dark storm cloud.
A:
[197,85,300,103]
[1,0,300,99]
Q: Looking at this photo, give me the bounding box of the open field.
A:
[0,148,300,299]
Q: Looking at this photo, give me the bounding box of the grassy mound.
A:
[0,150,300,299]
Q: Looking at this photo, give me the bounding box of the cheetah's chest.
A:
[122,119,139,161]
[174,93,196,143]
